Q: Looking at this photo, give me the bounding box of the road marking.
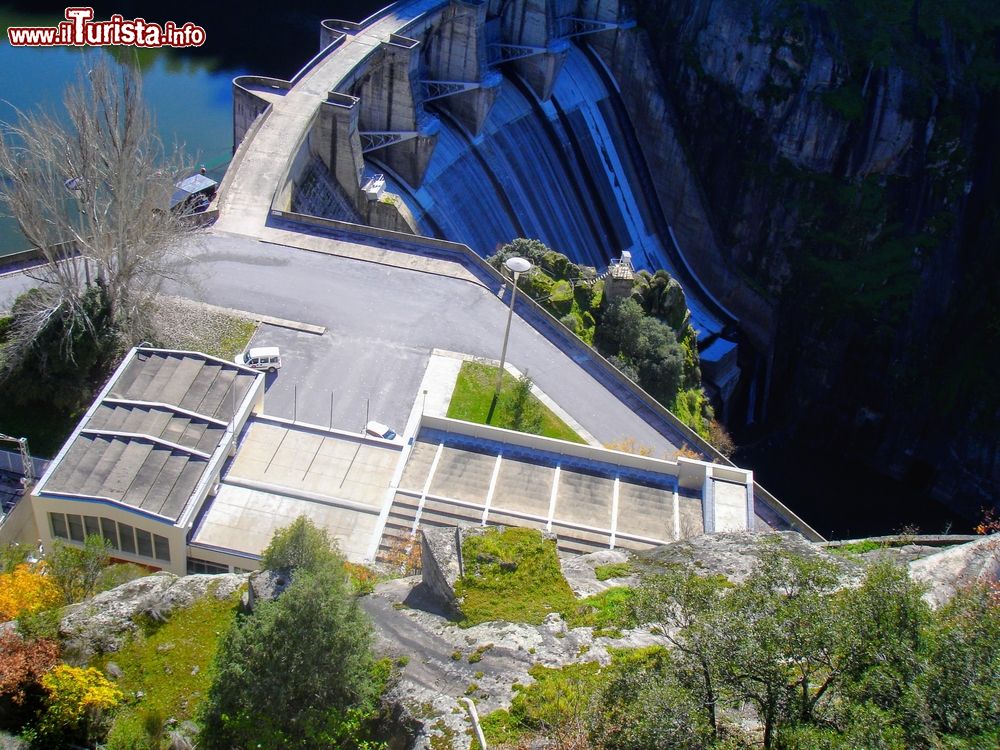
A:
[673,483,680,540]
[411,442,444,535]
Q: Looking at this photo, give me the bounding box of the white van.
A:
[234,346,282,373]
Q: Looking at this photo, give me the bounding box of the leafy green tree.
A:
[921,582,1000,737]
[593,651,713,750]
[712,546,843,747]
[501,373,542,434]
[260,515,338,573]
[203,518,382,749]
[2,286,120,412]
[47,534,111,605]
[833,560,928,734]
[634,568,731,737]
[200,562,381,750]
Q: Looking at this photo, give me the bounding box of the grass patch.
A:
[829,540,884,556]
[96,591,241,749]
[563,587,638,630]
[454,527,577,627]
[151,298,258,361]
[447,361,584,443]
[594,562,633,581]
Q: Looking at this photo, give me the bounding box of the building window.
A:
[67,514,85,542]
[153,535,171,562]
[83,515,100,538]
[118,522,136,554]
[47,511,170,564]
[233,566,256,574]
[135,528,153,558]
[49,513,68,540]
[99,517,119,550]
[187,557,229,575]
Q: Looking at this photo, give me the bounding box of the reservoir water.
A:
[0,0,388,255]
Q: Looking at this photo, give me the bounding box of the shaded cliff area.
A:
[622,0,1000,531]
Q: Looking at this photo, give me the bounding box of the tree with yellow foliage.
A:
[0,563,60,622]
[37,664,122,746]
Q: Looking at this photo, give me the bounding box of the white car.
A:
[234,346,282,373]
[365,421,397,440]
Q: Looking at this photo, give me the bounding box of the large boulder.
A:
[908,534,1000,608]
[240,568,293,613]
[636,531,861,584]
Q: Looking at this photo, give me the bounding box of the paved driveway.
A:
[0,232,688,454]
[167,233,686,454]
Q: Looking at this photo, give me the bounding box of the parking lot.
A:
[246,323,426,436]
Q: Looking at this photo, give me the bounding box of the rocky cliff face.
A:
[604,0,1000,522]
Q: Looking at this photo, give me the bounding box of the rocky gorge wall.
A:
[609,0,1000,521]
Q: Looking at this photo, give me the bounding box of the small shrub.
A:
[594,562,632,581]
[38,665,123,745]
[381,533,422,576]
[468,644,493,664]
[559,312,581,334]
[344,562,380,595]
[0,563,61,621]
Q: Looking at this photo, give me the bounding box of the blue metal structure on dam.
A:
[228,0,742,410]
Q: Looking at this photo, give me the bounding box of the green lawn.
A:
[97,590,242,750]
[446,361,584,443]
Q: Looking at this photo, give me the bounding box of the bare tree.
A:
[0,56,193,366]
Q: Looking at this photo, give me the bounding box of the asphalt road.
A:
[0,232,685,454]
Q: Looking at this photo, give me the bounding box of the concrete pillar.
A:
[423,0,502,135]
[353,35,440,188]
[498,0,569,101]
[314,92,365,197]
[578,0,630,60]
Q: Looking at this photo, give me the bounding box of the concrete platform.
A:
[227,420,398,507]
[192,484,379,561]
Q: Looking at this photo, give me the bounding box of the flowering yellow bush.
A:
[39,664,123,734]
[0,563,61,621]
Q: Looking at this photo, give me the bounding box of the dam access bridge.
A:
[214,0,820,541]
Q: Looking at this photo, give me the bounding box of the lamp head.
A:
[504,256,533,275]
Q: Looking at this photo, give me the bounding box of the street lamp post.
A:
[494,256,533,402]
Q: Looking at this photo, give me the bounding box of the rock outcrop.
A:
[59,572,247,659]
[593,0,1000,523]
[909,534,1000,608]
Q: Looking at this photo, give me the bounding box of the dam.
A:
[225,0,745,410]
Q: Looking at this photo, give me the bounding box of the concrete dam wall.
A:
[236,0,743,403]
